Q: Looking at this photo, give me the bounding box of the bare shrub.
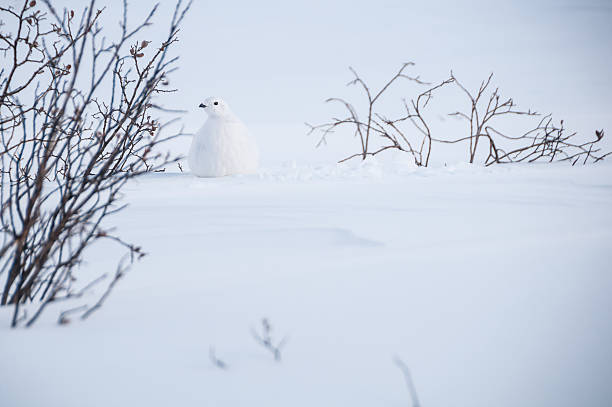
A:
[0,0,192,327]
[308,64,609,166]
[307,63,430,165]
[394,357,421,407]
[209,346,229,370]
[441,73,609,165]
[251,317,288,362]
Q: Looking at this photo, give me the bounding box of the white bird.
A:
[188,97,259,177]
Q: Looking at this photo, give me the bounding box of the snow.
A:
[2,159,612,407]
[2,0,612,405]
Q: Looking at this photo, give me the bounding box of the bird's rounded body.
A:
[188,98,259,177]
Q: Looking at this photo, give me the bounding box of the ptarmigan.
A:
[188,97,259,177]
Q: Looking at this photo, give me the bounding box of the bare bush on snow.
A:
[0,0,191,327]
[308,64,609,166]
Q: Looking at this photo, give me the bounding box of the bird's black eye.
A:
[214,101,218,106]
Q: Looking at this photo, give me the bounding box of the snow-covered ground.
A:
[2,0,612,406]
[2,159,612,407]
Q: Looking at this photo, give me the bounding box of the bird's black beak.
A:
[199,103,206,108]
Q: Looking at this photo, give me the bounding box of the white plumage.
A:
[188,97,259,177]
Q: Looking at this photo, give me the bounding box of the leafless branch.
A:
[309,65,608,166]
[79,255,129,320]
[209,346,228,370]
[57,304,87,325]
[0,0,192,327]
[307,63,430,163]
[251,317,288,362]
[394,356,421,407]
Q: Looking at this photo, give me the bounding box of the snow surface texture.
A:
[1,0,611,406]
[1,158,612,407]
[188,97,259,177]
